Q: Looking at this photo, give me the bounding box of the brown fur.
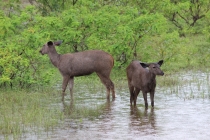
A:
[126,60,164,108]
[40,41,115,101]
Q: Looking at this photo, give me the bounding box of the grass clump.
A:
[0,89,63,139]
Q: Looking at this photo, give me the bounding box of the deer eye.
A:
[153,66,156,68]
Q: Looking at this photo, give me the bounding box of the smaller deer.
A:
[126,60,164,108]
[39,41,115,101]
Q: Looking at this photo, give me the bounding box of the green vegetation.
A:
[0,0,210,88]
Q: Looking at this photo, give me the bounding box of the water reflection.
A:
[99,99,113,114]
[129,107,156,136]
[61,98,115,120]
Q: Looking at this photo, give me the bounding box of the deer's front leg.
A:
[150,90,155,108]
[129,85,134,105]
[62,75,70,101]
[142,91,148,109]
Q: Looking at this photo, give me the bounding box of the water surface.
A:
[14,72,210,139]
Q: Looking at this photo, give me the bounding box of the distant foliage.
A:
[0,0,210,88]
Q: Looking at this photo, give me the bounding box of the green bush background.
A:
[0,0,210,89]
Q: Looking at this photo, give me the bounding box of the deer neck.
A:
[48,48,60,68]
[148,70,156,81]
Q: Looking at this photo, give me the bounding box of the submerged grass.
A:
[0,89,64,139]
[157,69,210,99]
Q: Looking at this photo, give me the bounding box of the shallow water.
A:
[8,72,210,139]
[37,97,210,140]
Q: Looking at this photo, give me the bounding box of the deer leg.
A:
[69,77,74,100]
[62,75,70,101]
[142,91,148,109]
[150,91,155,108]
[129,85,134,105]
[110,80,115,99]
[97,73,114,100]
[134,88,140,107]
[106,84,111,100]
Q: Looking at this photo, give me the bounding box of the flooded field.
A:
[1,71,210,140]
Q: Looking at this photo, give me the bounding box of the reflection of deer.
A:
[62,100,113,119]
[40,41,115,101]
[130,107,156,130]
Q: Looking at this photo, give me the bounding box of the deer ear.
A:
[47,41,53,46]
[54,40,62,46]
[158,60,164,66]
[140,62,148,68]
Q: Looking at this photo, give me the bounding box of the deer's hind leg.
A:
[110,81,115,99]
[128,85,134,105]
[97,73,115,100]
[134,88,140,107]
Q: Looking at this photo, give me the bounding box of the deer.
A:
[39,41,115,101]
[126,60,164,108]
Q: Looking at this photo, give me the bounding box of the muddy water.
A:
[28,72,210,140]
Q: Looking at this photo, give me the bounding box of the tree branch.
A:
[73,0,78,6]
[177,12,190,25]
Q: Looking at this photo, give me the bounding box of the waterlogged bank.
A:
[1,71,210,140]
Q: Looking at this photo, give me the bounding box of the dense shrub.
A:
[0,0,210,88]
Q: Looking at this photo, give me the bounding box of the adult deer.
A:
[40,41,115,101]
